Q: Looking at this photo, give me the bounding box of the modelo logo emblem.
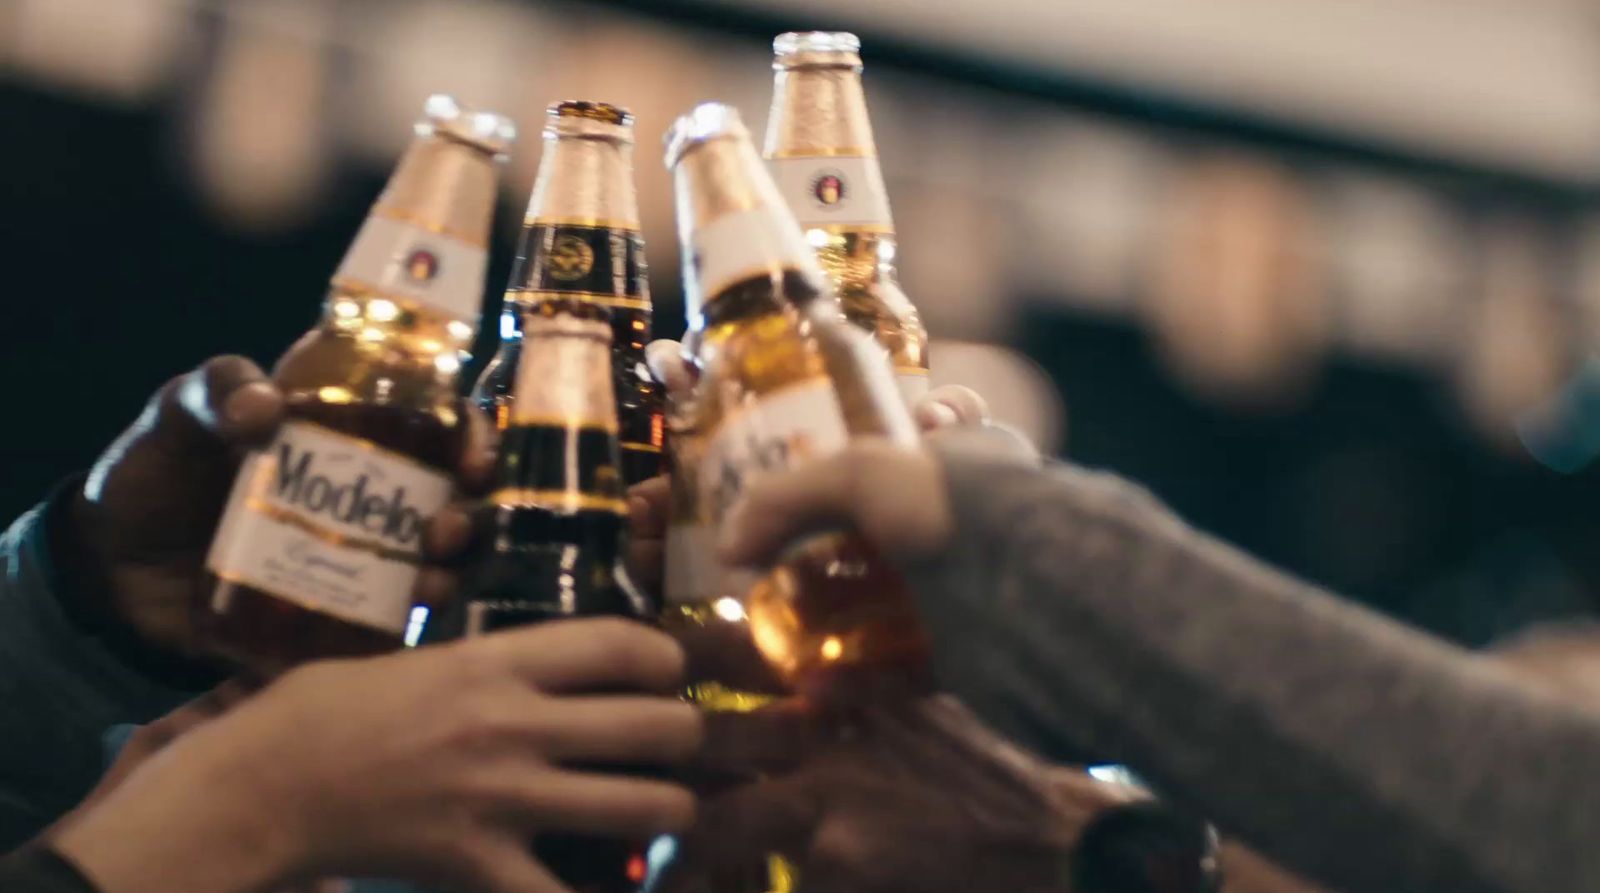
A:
[810,171,846,207]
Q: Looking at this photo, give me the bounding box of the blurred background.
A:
[3,0,1599,646]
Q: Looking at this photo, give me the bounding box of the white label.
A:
[688,207,827,304]
[664,521,719,606]
[331,214,486,321]
[896,371,931,405]
[769,156,893,230]
[697,379,849,527]
[206,421,454,634]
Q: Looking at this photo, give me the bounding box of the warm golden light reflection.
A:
[712,596,746,622]
[333,299,360,318]
[447,320,473,342]
[367,298,399,321]
[820,635,844,661]
[359,327,385,342]
[316,385,354,404]
[434,353,461,375]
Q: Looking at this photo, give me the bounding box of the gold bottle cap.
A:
[663,102,749,170]
[773,31,863,68]
[551,100,634,127]
[543,99,635,144]
[418,94,517,160]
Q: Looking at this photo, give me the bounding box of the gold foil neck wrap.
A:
[670,122,777,235]
[373,135,500,255]
[764,62,877,158]
[524,122,641,229]
[512,311,618,428]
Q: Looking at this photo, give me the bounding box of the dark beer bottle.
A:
[473,101,663,486]
[204,95,512,672]
[461,298,650,631]
[459,297,653,893]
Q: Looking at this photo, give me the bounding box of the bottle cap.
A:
[774,31,861,55]
[550,100,634,127]
[663,102,748,170]
[418,94,517,159]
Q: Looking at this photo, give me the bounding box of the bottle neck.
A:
[524,134,640,228]
[489,309,625,509]
[508,135,650,325]
[763,64,895,289]
[672,136,828,328]
[328,133,499,334]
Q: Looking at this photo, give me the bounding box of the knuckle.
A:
[646,785,698,833]
[660,703,706,759]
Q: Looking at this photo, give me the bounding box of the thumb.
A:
[717,440,951,567]
[646,340,695,400]
[86,356,283,502]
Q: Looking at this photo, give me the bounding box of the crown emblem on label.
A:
[811,171,846,207]
[404,248,440,283]
[548,234,597,281]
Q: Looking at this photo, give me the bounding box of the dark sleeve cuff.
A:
[38,474,224,693]
[0,846,102,893]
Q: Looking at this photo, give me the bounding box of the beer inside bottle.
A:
[665,101,929,698]
[459,298,653,893]
[764,31,930,404]
[473,100,664,486]
[203,96,512,673]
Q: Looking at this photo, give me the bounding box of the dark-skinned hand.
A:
[67,354,494,663]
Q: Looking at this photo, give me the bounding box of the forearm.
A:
[911,443,1600,893]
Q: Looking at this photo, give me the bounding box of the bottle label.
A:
[689,207,828,304]
[510,223,649,311]
[664,521,720,606]
[768,156,893,231]
[896,370,931,405]
[206,420,453,634]
[696,378,849,528]
[331,213,487,322]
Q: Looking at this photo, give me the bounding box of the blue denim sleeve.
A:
[0,494,192,849]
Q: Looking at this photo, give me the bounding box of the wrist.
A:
[49,756,305,893]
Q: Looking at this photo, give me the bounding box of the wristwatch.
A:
[1070,801,1223,893]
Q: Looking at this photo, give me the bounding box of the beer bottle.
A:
[473,101,664,486]
[763,31,930,403]
[459,298,652,893]
[664,101,928,696]
[460,298,649,632]
[203,95,513,672]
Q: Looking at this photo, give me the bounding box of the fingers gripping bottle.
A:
[204,96,513,672]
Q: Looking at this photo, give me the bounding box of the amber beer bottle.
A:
[474,101,663,486]
[461,299,652,893]
[763,32,930,403]
[203,96,513,671]
[664,102,928,695]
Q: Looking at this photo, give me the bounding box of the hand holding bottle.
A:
[63,354,495,668]
[48,619,701,893]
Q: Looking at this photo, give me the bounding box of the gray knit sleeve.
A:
[907,442,1600,893]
